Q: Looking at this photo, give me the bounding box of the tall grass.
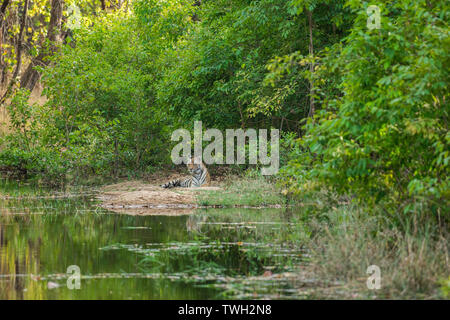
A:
[197,174,449,298]
[307,205,449,299]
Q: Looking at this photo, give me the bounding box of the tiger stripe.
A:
[160,157,210,189]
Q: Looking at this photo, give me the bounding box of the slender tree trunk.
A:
[238,101,245,128]
[307,8,315,118]
[0,0,9,18]
[114,137,119,179]
[100,0,106,10]
[0,0,28,104]
[11,0,28,81]
[0,0,11,84]
[0,0,10,39]
[19,0,63,92]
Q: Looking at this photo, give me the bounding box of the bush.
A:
[0,146,67,185]
[282,1,449,214]
[1,12,172,184]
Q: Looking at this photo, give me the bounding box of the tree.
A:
[0,0,29,104]
[0,0,11,84]
[285,0,449,212]
[19,0,63,92]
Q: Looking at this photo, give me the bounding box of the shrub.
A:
[283,1,449,214]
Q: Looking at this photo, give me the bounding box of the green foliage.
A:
[153,0,349,130]
[2,12,170,183]
[5,89,35,151]
[0,144,68,185]
[2,0,448,219]
[441,277,450,298]
[0,89,66,184]
[282,0,449,212]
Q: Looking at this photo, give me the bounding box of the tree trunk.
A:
[0,0,9,17]
[0,0,28,104]
[19,0,63,92]
[114,137,119,179]
[307,8,315,118]
[0,0,11,84]
[11,0,28,81]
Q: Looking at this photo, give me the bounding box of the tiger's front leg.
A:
[160,179,181,188]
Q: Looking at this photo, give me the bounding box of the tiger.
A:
[160,157,211,188]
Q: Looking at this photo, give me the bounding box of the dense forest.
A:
[1,0,448,210]
[0,0,448,298]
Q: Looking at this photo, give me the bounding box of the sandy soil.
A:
[97,180,222,216]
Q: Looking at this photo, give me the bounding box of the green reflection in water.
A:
[0,180,309,300]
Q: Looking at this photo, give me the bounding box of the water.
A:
[0,180,309,300]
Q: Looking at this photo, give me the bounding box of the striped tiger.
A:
[160,157,211,188]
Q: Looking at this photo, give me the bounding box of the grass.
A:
[0,178,97,199]
[1,172,448,299]
[304,204,450,299]
[199,175,450,298]
[197,175,287,207]
[195,174,449,298]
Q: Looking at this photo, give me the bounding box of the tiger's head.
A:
[186,156,204,175]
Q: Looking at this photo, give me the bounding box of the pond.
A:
[0,180,312,300]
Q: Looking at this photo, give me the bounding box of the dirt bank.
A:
[96,180,222,216]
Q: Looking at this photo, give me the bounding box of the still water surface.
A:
[0,180,307,299]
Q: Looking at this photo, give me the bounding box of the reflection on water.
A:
[0,180,309,300]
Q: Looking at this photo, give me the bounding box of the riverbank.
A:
[95,175,287,215]
[87,175,450,299]
[0,177,448,299]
